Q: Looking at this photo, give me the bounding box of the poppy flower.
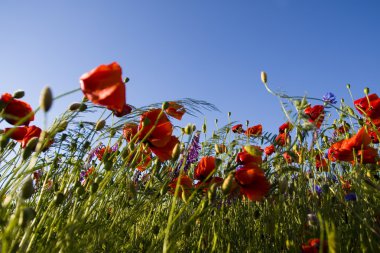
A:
[283,152,293,163]
[165,102,186,120]
[245,124,262,137]
[315,154,328,171]
[264,145,275,156]
[148,135,179,162]
[0,93,34,126]
[123,123,138,142]
[304,105,325,128]
[80,62,132,117]
[5,125,42,148]
[168,175,193,197]
[279,121,292,134]
[301,238,327,253]
[234,166,270,201]
[236,146,263,166]
[232,124,245,134]
[275,132,289,146]
[194,156,216,181]
[354,93,380,119]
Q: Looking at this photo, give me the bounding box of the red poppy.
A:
[138,109,172,148]
[245,124,263,136]
[165,102,185,120]
[334,122,350,136]
[279,121,292,134]
[194,156,216,181]
[264,145,275,156]
[354,93,380,119]
[236,146,263,166]
[275,132,289,146]
[304,105,325,128]
[5,125,42,148]
[0,93,34,126]
[234,167,270,201]
[123,123,138,142]
[232,124,245,134]
[315,154,328,171]
[168,175,193,197]
[301,238,327,253]
[80,62,132,117]
[283,152,293,163]
[148,135,179,162]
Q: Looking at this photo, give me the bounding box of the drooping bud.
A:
[40,86,53,112]
[261,71,267,84]
[13,90,25,99]
[95,119,106,131]
[69,102,81,111]
[20,177,34,199]
[222,173,235,195]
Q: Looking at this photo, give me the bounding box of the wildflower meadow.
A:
[1,62,380,252]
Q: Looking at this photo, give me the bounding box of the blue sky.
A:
[1,1,379,134]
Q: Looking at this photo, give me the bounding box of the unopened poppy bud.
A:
[21,177,34,199]
[340,98,345,103]
[13,89,25,99]
[346,83,351,89]
[19,207,36,227]
[95,120,106,131]
[171,143,180,161]
[202,122,207,133]
[162,101,169,110]
[26,137,39,150]
[82,96,89,103]
[364,87,370,96]
[208,183,217,203]
[124,77,130,83]
[142,118,151,127]
[40,86,53,112]
[347,107,355,116]
[244,145,263,157]
[215,144,220,154]
[228,112,231,117]
[22,148,33,160]
[69,102,81,111]
[79,103,87,112]
[222,173,235,195]
[0,135,10,150]
[184,124,194,135]
[261,71,267,84]
[54,192,65,205]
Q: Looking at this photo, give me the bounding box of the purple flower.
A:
[322,92,337,104]
[315,185,322,195]
[345,192,357,201]
[174,131,201,177]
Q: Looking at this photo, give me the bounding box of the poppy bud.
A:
[364,87,370,95]
[0,135,10,150]
[347,107,355,116]
[40,86,53,112]
[346,83,351,89]
[79,103,87,112]
[57,120,68,132]
[222,173,235,195]
[19,207,36,227]
[184,124,194,135]
[22,147,33,160]
[69,102,81,111]
[162,101,169,110]
[54,192,65,205]
[13,90,25,99]
[261,71,267,84]
[207,183,217,203]
[171,143,180,161]
[20,177,34,199]
[26,137,39,150]
[202,121,207,133]
[124,77,130,83]
[142,118,151,127]
[95,120,106,131]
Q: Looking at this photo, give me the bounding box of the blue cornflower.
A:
[345,192,357,201]
[322,92,337,104]
[315,185,322,195]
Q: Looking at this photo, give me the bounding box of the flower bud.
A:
[171,143,180,161]
[20,177,34,199]
[26,137,39,150]
[202,122,207,133]
[40,86,53,112]
[95,119,106,131]
[346,83,351,89]
[364,87,370,95]
[124,77,130,83]
[13,89,25,99]
[222,173,235,195]
[69,102,81,111]
[162,101,169,110]
[261,71,267,84]
[54,192,65,205]
[19,207,36,227]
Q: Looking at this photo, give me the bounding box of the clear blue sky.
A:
[1,1,379,134]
